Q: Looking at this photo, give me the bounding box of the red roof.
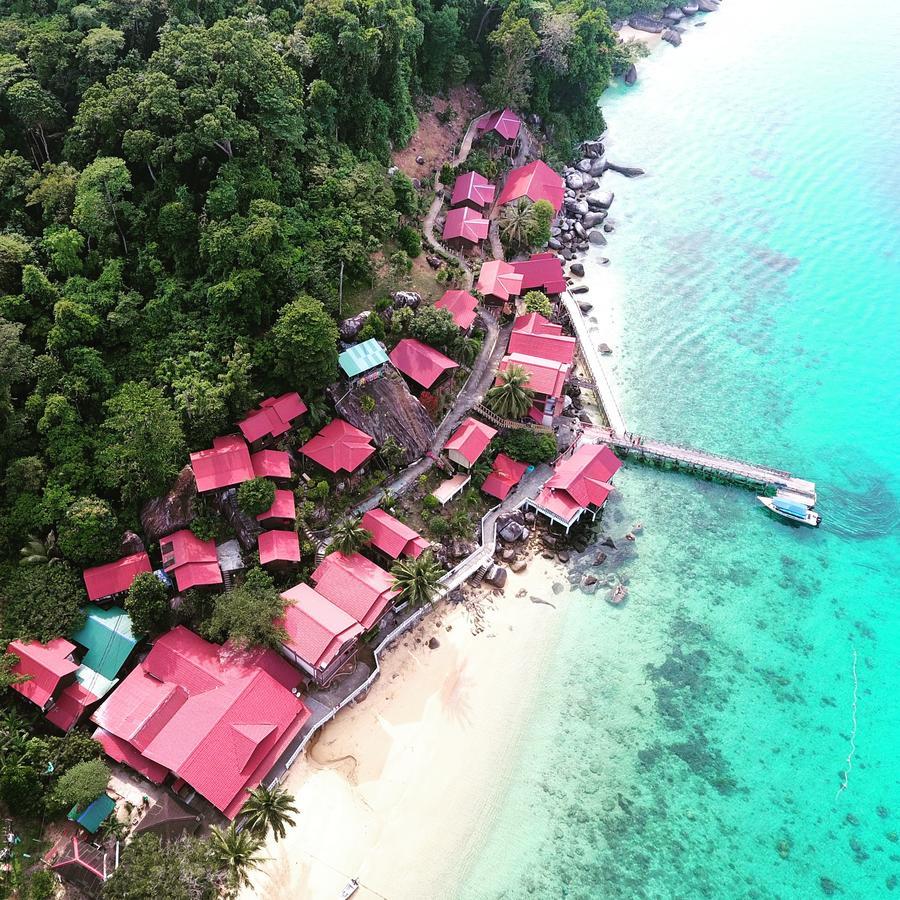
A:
[499,352,568,400]
[93,728,170,783]
[497,160,565,212]
[443,206,489,244]
[258,530,301,565]
[481,453,528,501]
[533,444,621,524]
[46,681,99,732]
[256,488,296,523]
[160,530,222,592]
[92,626,311,818]
[450,171,496,209]
[444,417,497,465]
[280,583,363,672]
[477,107,522,142]
[509,312,576,366]
[389,338,458,389]
[8,638,77,709]
[238,393,307,443]
[362,509,430,559]
[190,435,254,493]
[476,260,525,303]
[435,290,478,330]
[250,449,291,480]
[311,552,399,630]
[299,419,375,474]
[83,552,152,602]
[511,253,567,295]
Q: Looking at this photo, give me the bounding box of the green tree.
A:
[125,572,170,635]
[237,478,276,517]
[523,291,552,318]
[202,567,286,650]
[209,822,267,890]
[498,198,536,253]
[5,80,64,166]
[391,551,443,606]
[0,652,28,692]
[485,364,534,420]
[271,294,339,394]
[49,758,110,812]
[57,496,120,566]
[409,305,460,357]
[0,563,86,642]
[528,199,554,249]
[241,784,299,841]
[330,517,372,556]
[496,429,558,464]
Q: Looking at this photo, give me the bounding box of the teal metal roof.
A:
[70,606,140,681]
[338,338,389,378]
[69,794,115,834]
[75,664,117,701]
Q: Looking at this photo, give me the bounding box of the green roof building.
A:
[338,338,389,379]
[71,606,141,681]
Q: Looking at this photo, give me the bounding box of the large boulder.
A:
[210,488,262,551]
[663,5,684,20]
[588,229,608,246]
[588,156,606,177]
[629,14,666,32]
[682,1,699,13]
[140,466,198,544]
[485,566,508,589]
[119,531,146,556]
[662,28,682,45]
[565,172,586,191]
[588,190,615,210]
[340,311,371,342]
[697,0,719,10]
[569,261,585,277]
[575,158,593,173]
[499,521,525,543]
[391,290,422,310]
[582,211,607,228]
[624,64,638,86]
[605,161,645,178]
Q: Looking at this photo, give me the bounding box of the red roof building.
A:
[238,393,307,443]
[83,552,152,603]
[508,312,576,366]
[279,583,363,685]
[256,488,296,526]
[92,626,309,819]
[250,449,291,480]
[299,419,375,475]
[311,552,399,630]
[190,435,254,493]
[450,171,496,210]
[510,252,567,295]
[481,454,529,501]
[389,338,458,390]
[435,290,479,330]
[159,530,222,592]
[443,206,490,246]
[497,160,565,212]
[45,680,101,733]
[362,509,430,560]
[8,638,78,709]
[477,107,522,142]
[258,530,301,566]
[50,838,109,893]
[529,444,622,530]
[444,417,497,468]
[476,260,525,305]
[498,352,569,424]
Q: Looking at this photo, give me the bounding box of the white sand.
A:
[618,25,664,50]
[242,556,569,900]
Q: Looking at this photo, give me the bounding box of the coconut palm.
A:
[457,336,481,367]
[209,823,267,888]
[19,532,59,565]
[330,517,372,556]
[241,785,299,841]
[484,364,534,420]
[470,456,494,488]
[498,198,535,251]
[392,552,444,607]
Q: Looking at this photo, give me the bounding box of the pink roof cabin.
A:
[444,417,497,468]
[46,680,101,733]
[390,338,458,390]
[279,583,363,684]
[160,530,222,591]
[529,444,622,530]
[300,419,375,475]
[499,352,569,424]
[258,530,301,566]
[509,312,576,366]
[497,160,565,212]
[435,290,478,330]
[477,107,522,143]
[256,488,296,527]
[362,508,430,560]
[238,392,307,443]
[481,453,528,501]
[92,626,309,819]
[511,253,567,296]
[250,449,292,480]
[476,260,525,305]
[190,435,254,493]
[83,552,152,602]
[8,638,77,709]
[311,552,399,630]
[450,171,496,210]
[443,206,489,246]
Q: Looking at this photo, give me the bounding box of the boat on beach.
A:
[338,879,360,899]
[757,495,821,527]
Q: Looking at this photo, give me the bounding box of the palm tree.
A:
[209,823,267,889]
[392,552,444,607]
[19,532,59,565]
[485,364,534,420]
[498,198,535,251]
[330,517,372,556]
[241,785,299,841]
[457,336,481,367]
[304,396,331,430]
[470,456,494,488]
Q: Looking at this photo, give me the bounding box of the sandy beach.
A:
[617,24,664,50]
[242,555,570,900]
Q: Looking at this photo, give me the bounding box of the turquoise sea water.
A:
[455,0,900,896]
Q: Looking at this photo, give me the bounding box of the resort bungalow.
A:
[510,253,568,298]
[92,626,311,819]
[362,508,430,562]
[442,206,490,249]
[132,794,200,843]
[258,530,301,569]
[450,171,496,211]
[476,259,524,312]
[389,338,458,392]
[476,107,522,145]
[8,637,78,713]
[528,444,622,531]
[256,488,296,530]
[189,435,254,493]
[338,338,390,385]
[311,551,400,631]
[481,453,528,501]
[498,352,569,425]
[435,289,479,331]
[159,529,223,591]
[444,417,497,469]
[238,392,307,446]
[250,448,292,484]
[497,160,565,213]
[508,312,576,367]
[278,583,364,686]
[299,418,375,476]
[83,551,152,603]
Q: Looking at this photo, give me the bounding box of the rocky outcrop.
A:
[629,14,666,32]
[663,5,684,20]
[119,531,146,556]
[340,311,371,342]
[624,64,637,86]
[605,161,645,178]
[390,291,422,310]
[697,0,719,10]
[682,1,699,13]
[210,488,262,551]
[140,465,198,544]
[662,28,682,46]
